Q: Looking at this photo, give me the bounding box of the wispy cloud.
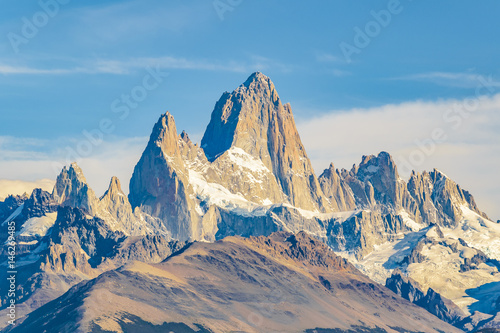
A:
[244,55,293,73]
[0,136,52,160]
[313,52,351,77]
[94,57,251,74]
[315,52,343,63]
[390,71,500,88]
[0,55,291,76]
[0,64,125,75]
[331,69,351,77]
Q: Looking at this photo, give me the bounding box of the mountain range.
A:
[1,72,499,332]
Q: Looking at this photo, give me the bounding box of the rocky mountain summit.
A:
[1,72,499,332]
[201,72,328,211]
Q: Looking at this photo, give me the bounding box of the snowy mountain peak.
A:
[356,151,398,179]
[201,72,280,161]
[97,175,150,236]
[148,112,182,159]
[52,162,99,215]
[342,151,407,210]
[237,71,279,105]
[200,73,329,211]
[324,162,336,175]
[318,162,357,211]
[407,168,489,227]
[179,130,191,144]
[432,168,448,178]
[100,176,123,199]
[242,71,272,87]
[68,162,87,182]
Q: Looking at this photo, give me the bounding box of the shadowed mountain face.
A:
[6,232,461,333]
[386,269,466,325]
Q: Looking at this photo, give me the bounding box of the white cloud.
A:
[296,93,500,220]
[0,136,148,198]
[391,71,500,89]
[0,179,55,200]
[0,65,73,75]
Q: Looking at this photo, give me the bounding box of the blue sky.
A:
[0,0,499,218]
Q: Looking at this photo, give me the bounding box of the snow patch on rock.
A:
[226,147,270,174]
[18,212,58,238]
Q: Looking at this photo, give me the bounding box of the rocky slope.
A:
[6,232,461,333]
[0,194,27,226]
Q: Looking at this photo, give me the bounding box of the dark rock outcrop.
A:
[21,188,57,220]
[386,269,466,325]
